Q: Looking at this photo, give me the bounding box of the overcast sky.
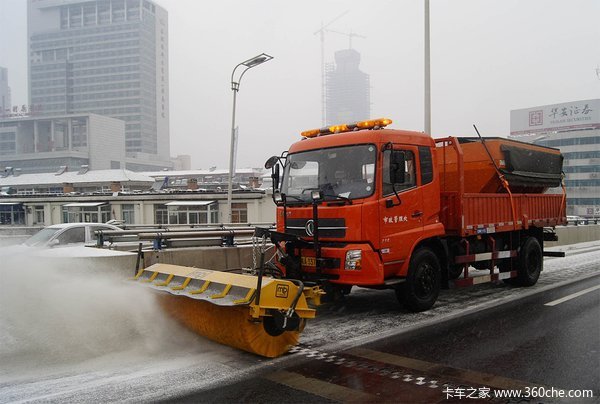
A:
[1,0,599,169]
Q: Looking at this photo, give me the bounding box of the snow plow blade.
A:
[133,263,323,358]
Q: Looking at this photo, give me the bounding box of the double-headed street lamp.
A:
[227,53,273,223]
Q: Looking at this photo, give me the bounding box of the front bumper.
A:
[297,243,384,286]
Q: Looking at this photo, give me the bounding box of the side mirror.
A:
[265,156,279,170]
[48,238,60,247]
[390,151,406,184]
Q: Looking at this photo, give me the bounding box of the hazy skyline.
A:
[1,0,599,169]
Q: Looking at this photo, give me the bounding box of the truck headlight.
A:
[345,250,362,270]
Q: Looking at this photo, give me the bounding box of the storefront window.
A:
[231,203,248,223]
[122,204,135,224]
[155,204,168,224]
[0,204,25,225]
[156,203,218,225]
[62,204,110,223]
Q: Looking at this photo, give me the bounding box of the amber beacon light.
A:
[301,118,393,138]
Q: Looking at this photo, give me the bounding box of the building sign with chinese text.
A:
[1,104,43,119]
[510,99,599,136]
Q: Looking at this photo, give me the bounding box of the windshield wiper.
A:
[286,194,307,202]
[281,194,311,205]
[321,193,352,205]
[300,187,352,205]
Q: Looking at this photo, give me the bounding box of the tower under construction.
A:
[325,48,370,126]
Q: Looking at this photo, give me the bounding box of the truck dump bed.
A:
[435,137,566,237]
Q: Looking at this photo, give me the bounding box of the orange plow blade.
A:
[159,296,300,358]
[132,263,322,358]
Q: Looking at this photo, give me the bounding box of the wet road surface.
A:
[2,244,599,403]
[169,274,599,403]
[364,274,600,395]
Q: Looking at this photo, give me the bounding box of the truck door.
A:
[379,146,424,277]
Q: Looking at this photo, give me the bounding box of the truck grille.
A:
[286,218,346,238]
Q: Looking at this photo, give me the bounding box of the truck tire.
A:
[397,248,441,312]
[515,237,542,286]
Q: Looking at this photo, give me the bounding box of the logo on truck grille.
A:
[305,220,315,236]
[286,218,346,238]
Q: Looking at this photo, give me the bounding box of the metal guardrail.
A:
[118,222,274,230]
[565,218,599,226]
[95,224,275,250]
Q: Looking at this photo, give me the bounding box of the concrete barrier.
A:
[546,224,600,247]
[51,244,259,278]
[141,245,256,272]
[3,225,596,277]
[0,226,43,246]
[3,244,257,279]
[0,226,43,236]
[136,226,599,273]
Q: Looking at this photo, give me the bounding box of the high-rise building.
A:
[510,99,600,218]
[0,67,11,115]
[325,49,370,126]
[27,0,170,170]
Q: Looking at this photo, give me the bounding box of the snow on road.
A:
[0,254,257,403]
[0,242,598,402]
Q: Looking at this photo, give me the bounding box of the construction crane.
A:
[314,11,350,126]
[324,29,366,49]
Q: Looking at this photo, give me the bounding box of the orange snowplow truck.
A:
[261,118,566,311]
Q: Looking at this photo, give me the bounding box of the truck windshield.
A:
[281,144,376,202]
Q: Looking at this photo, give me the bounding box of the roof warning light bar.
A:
[301,118,393,138]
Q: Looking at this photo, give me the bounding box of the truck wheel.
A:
[515,237,542,287]
[397,248,441,312]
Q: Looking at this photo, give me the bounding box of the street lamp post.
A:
[227,53,273,223]
[424,0,431,135]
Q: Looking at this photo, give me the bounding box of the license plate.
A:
[301,256,316,267]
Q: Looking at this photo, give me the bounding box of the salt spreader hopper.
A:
[133,261,323,358]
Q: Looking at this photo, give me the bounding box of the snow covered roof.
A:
[143,168,265,178]
[0,169,154,187]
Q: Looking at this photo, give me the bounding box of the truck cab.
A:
[269,119,444,290]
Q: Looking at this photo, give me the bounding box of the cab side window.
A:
[382,149,416,196]
[419,146,433,185]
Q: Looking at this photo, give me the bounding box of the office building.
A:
[0,67,10,115]
[27,0,170,170]
[325,49,370,126]
[171,154,191,171]
[0,113,125,173]
[510,99,600,218]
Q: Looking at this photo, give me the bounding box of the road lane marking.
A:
[263,370,377,403]
[347,347,544,391]
[544,284,600,306]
